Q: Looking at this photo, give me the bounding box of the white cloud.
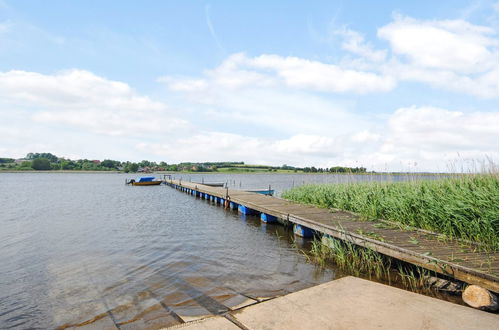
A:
[161,53,395,94]
[163,16,499,99]
[0,70,187,137]
[137,106,499,171]
[137,133,352,166]
[160,53,376,138]
[0,69,194,161]
[375,15,499,98]
[493,2,499,12]
[335,27,387,62]
[372,106,499,170]
[248,54,395,93]
[352,130,380,143]
[2,13,498,171]
[384,60,499,98]
[386,106,499,150]
[1,68,497,171]
[205,4,225,52]
[155,46,499,170]
[272,134,338,156]
[378,15,498,74]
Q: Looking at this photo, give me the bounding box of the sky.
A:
[1,0,498,172]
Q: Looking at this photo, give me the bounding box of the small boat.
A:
[126,177,163,186]
[246,189,274,196]
[194,182,225,187]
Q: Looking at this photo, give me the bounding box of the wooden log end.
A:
[462,285,499,312]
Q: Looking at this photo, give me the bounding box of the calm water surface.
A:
[0,173,441,329]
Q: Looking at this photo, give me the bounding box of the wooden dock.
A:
[165,180,499,293]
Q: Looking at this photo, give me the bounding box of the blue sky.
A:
[1,0,498,171]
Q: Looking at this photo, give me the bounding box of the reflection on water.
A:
[0,173,441,329]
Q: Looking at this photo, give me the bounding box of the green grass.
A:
[283,173,499,248]
[305,236,439,293]
[315,236,391,279]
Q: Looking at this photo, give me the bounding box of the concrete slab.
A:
[225,296,258,310]
[118,304,182,329]
[166,316,239,329]
[67,314,118,330]
[231,276,499,330]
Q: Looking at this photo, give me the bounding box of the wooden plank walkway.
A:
[166,180,499,293]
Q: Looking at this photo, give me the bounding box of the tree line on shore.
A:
[0,153,368,173]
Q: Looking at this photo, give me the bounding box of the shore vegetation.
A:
[283,173,499,248]
[303,235,445,294]
[1,152,369,174]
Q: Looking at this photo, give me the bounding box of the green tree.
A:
[60,160,76,170]
[82,161,97,170]
[167,165,178,171]
[124,163,139,173]
[26,152,58,163]
[31,158,51,170]
[20,161,32,168]
[0,158,14,164]
[139,160,151,167]
[101,159,120,169]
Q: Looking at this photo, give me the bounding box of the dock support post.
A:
[261,213,277,223]
[294,224,314,238]
[238,205,257,215]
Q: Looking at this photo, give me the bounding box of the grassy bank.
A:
[283,173,499,248]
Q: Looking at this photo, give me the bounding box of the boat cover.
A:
[137,177,155,182]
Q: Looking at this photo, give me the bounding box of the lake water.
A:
[0,172,443,329]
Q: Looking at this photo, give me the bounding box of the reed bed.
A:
[307,236,437,293]
[283,173,499,248]
[313,236,392,280]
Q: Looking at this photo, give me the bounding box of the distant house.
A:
[92,160,101,165]
[138,166,152,173]
[14,158,27,164]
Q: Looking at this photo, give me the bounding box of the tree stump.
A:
[462,285,499,312]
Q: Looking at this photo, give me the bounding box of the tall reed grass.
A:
[283,173,499,248]
[307,236,436,292]
[315,236,391,279]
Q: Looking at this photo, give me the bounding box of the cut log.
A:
[462,285,499,312]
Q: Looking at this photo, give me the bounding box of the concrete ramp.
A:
[172,276,499,330]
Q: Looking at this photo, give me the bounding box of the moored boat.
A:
[198,182,225,187]
[245,189,274,196]
[126,177,163,186]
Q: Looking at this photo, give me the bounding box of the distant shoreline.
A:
[0,170,122,174]
[0,170,453,175]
